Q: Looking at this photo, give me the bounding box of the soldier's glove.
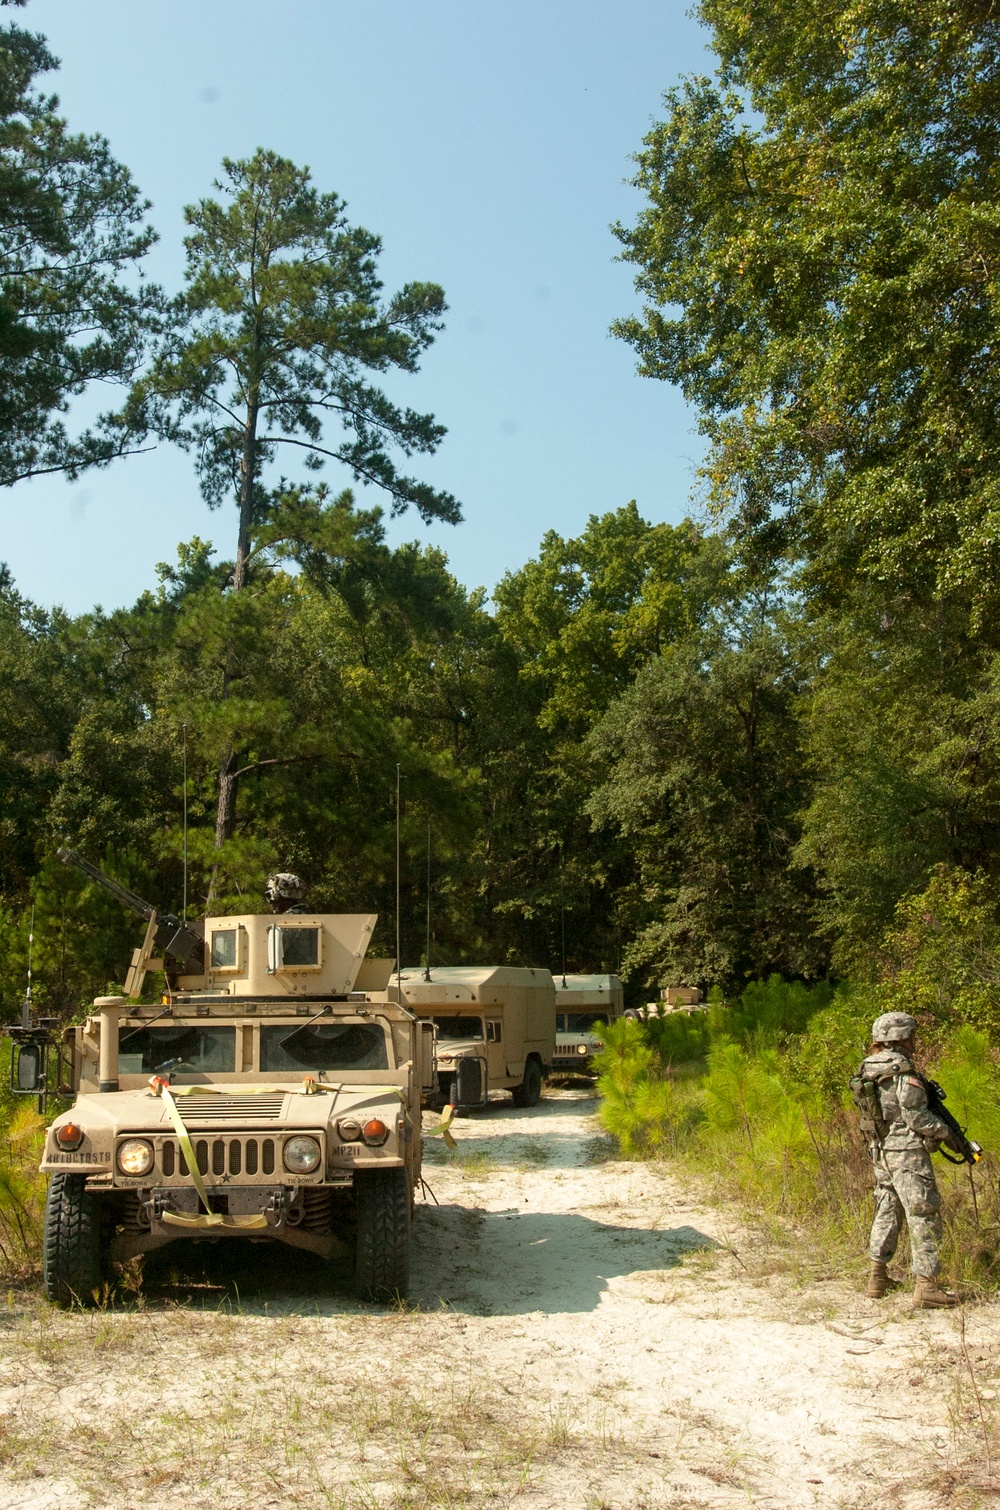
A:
[922,1137,943,1155]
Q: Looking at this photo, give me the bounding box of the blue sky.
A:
[7,1,711,614]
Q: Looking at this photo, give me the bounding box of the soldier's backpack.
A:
[849,1063,890,1142]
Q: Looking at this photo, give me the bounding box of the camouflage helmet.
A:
[265,872,306,905]
[871,1011,918,1044]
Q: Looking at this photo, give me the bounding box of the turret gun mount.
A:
[57,846,204,993]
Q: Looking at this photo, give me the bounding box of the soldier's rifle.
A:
[920,1075,983,1166]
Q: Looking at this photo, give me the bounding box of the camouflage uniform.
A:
[861,1047,951,1278]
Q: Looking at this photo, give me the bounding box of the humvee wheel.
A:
[353,1167,410,1303]
[43,1173,108,1307]
[512,1057,542,1108]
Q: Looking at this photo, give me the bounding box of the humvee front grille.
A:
[166,1095,288,1121]
[151,1133,329,1183]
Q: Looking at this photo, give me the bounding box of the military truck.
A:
[383,965,556,1109]
[551,973,624,1073]
[11,851,435,1307]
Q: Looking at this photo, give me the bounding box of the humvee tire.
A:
[353,1167,410,1302]
[43,1172,107,1307]
[512,1056,542,1108]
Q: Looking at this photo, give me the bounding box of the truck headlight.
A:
[283,1136,321,1173]
[117,1138,154,1176]
[577,1043,589,1055]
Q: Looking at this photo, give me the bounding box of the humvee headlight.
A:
[55,1122,84,1150]
[362,1118,389,1147]
[117,1138,154,1176]
[283,1136,321,1174]
[577,1043,589,1056]
[337,1119,362,1141]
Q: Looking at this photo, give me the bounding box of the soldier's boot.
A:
[912,1274,960,1309]
[866,1260,889,1298]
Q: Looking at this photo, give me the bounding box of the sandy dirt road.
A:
[0,1088,998,1509]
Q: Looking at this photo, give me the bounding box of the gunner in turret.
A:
[265,873,308,914]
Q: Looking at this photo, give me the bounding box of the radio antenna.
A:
[560,845,567,989]
[423,821,432,981]
[21,905,34,1029]
[395,763,402,1001]
[182,723,189,922]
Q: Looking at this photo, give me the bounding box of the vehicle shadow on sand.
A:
[133,1203,712,1317]
[410,1204,713,1315]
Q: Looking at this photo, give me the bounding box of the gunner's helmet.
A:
[265,872,307,908]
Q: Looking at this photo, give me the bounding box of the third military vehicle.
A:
[551,973,624,1073]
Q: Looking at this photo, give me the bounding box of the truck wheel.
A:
[353,1168,410,1303]
[43,1173,107,1307]
[512,1057,542,1108]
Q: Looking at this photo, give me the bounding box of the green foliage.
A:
[593,1019,693,1156]
[614,0,1000,610]
[130,148,458,537]
[613,0,1000,962]
[0,15,160,484]
[587,605,821,986]
[873,865,1000,1041]
[642,1011,711,1064]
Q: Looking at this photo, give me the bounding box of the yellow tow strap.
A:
[424,1103,457,1150]
[154,1081,269,1231]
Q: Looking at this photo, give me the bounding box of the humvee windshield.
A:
[433,1016,484,1040]
[118,1025,236,1075]
[260,1022,388,1072]
[557,1013,610,1032]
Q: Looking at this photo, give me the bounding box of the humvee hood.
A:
[47,1082,404,1140]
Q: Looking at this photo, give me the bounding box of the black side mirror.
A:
[13,1042,42,1093]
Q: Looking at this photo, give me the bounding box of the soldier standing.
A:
[855,1012,960,1308]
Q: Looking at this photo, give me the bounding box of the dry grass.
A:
[0,1297,646,1509]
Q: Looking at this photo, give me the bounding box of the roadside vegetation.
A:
[597,868,1000,1291]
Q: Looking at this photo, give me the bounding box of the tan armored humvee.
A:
[551,973,624,1073]
[383,965,556,1109]
[25,892,435,1308]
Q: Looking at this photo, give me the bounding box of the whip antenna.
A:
[21,905,34,1029]
[182,723,189,922]
[423,821,432,981]
[395,764,402,1001]
[560,846,567,989]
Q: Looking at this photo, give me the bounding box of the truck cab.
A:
[381,965,556,1109]
[551,973,624,1073]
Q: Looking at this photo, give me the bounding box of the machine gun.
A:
[57,846,204,992]
[922,1075,983,1166]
